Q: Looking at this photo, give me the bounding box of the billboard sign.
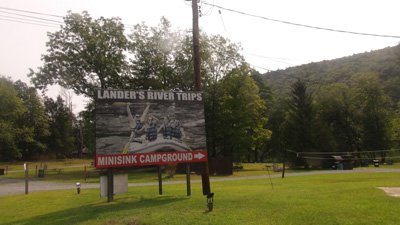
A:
[95,89,207,168]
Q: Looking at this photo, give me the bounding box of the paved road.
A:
[1,169,400,196]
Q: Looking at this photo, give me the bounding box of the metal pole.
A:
[282,148,286,179]
[266,166,274,189]
[84,165,87,182]
[24,162,28,194]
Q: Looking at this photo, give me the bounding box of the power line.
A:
[242,51,309,62]
[0,18,60,28]
[218,10,228,38]
[242,51,298,66]
[248,64,273,72]
[210,4,297,71]
[203,2,400,39]
[0,14,60,26]
[0,10,63,24]
[0,6,63,18]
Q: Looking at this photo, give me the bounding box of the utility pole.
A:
[188,0,211,195]
[191,0,202,91]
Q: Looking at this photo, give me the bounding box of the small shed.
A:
[332,155,357,170]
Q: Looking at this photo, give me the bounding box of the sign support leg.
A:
[186,163,191,196]
[201,161,211,195]
[107,167,114,202]
[158,165,163,195]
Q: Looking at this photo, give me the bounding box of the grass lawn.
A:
[1,171,400,225]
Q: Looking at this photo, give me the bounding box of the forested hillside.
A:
[263,44,400,106]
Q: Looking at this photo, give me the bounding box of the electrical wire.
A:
[243,51,297,66]
[0,17,60,28]
[242,51,309,62]
[0,6,63,18]
[211,3,295,71]
[199,0,214,17]
[249,64,273,72]
[218,10,228,38]
[202,2,400,39]
[0,10,63,24]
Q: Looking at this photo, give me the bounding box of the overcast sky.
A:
[1,0,399,113]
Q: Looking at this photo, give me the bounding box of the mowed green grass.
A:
[1,172,400,225]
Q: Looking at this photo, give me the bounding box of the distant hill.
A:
[262,44,400,105]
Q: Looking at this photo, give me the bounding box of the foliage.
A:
[263,45,400,106]
[13,80,50,159]
[44,96,76,158]
[352,74,393,150]
[127,18,247,91]
[128,17,192,90]
[264,96,291,162]
[351,74,393,161]
[315,83,361,152]
[24,11,400,164]
[282,79,317,167]
[0,76,26,160]
[205,66,271,161]
[391,103,400,148]
[29,11,129,97]
[200,32,246,87]
[78,100,95,155]
[262,45,400,166]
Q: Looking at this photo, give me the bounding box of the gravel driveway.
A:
[1,169,400,196]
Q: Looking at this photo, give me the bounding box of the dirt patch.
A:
[378,187,400,197]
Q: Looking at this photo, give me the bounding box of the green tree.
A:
[391,103,400,148]
[265,96,291,162]
[44,96,76,158]
[128,18,247,91]
[206,65,271,161]
[13,80,50,159]
[352,74,393,160]
[128,17,191,90]
[249,72,273,162]
[200,33,246,87]
[0,77,26,160]
[78,100,95,155]
[283,79,319,167]
[315,83,361,152]
[29,11,129,97]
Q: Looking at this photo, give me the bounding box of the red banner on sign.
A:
[95,151,207,168]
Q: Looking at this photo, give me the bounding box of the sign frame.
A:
[95,89,208,168]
